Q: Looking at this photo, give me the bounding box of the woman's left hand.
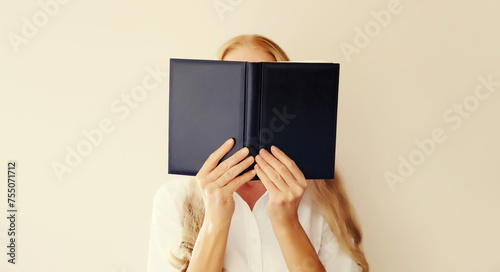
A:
[254,145,308,225]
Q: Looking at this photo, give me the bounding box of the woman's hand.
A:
[196,138,256,226]
[254,145,308,225]
[255,146,326,271]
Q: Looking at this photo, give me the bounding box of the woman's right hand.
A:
[196,138,256,226]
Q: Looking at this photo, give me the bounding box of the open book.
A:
[168,58,339,179]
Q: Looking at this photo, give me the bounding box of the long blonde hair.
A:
[169,34,369,272]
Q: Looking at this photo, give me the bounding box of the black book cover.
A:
[168,58,339,179]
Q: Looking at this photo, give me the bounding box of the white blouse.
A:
[147,177,360,272]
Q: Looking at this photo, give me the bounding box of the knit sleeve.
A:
[147,178,195,272]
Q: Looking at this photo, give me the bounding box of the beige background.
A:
[1,0,499,271]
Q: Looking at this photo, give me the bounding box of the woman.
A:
[148,34,369,272]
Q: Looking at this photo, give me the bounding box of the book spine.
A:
[244,62,261,158]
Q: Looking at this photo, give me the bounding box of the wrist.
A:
[268,210,300,226]
[270,217,302,234]
[203,216,232,232]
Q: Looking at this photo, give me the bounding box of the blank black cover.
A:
[168,58,339,179]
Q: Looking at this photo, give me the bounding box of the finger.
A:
[254,164,278,193]
[223,169,257,194]
[207,146,250,182]
[255,154,288,191]
[270,145,306,182]
[259,148,296,186]
[198,138,234,179]
[216,155,254,187]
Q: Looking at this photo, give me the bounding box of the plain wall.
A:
[0,0,499,271]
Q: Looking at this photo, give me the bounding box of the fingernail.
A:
[241,147,249,154]
[226,138,233,144]
[271,145,278,152]
[260,148,268,156]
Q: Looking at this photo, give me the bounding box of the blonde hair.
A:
[308,171,369,272]
[216,34,290,61]
[169,34,369,272]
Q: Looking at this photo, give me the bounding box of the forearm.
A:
[272,219,326,272]
[187,220,230,272]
